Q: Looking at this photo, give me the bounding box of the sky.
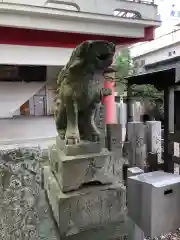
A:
[155,0,180,36]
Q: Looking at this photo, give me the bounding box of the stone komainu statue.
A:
[54,40,115,144]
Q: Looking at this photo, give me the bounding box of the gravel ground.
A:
[0,144,59,240]
[146,229,180,240]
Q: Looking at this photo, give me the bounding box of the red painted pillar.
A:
[103,80,116,124]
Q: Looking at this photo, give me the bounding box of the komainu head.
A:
[68,40,116,73]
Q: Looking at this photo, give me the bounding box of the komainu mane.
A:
[54,40,115,144]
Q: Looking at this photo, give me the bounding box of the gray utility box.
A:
[128,171,180,238]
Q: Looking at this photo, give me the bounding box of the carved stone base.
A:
[44,166,127,238]
[56,136,102,156]
[60,221,128,240]
[48,145,115,192]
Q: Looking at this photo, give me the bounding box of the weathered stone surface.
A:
[128,122,146,169]
[174,142,180,157]
[146,121,162,163]
[61,221,128,240]
[95,104,106,148]
[127,167,144,178]
[44,166,127,237]
[106,124,125,180]
[56,136,102,156]
[49,145,115,192]
[0,144,59,240]
[95,104,106,135]
[106,124,123,152]
[54,40,115,144]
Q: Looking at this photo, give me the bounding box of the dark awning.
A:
[125,67,180,88]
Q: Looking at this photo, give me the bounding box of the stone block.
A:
[60,221,128,240]
[128,122,146,169]
[127,167,144,178]
[174,142,180,157]
[95,104,106,148]
[95,104,106,136]
[56,136,102,156]
[44,166,127,238]
[48,145,115,192]
[106,124,123,151]
[106,124,124,180]
[146,121,162,163]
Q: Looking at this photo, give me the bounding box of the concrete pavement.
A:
[0,116,57,145]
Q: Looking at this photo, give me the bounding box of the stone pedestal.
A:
[49,144,114,192]
[45,136,127,239]
[56,136,102,156]
[44,166,127,238]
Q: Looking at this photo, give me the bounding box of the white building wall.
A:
[0,3,157,39]
[0,44,73,66]
[46,90,56,116]
[46,66,60,115]
[29,97,35,116]
[130,30,180,72]
[133,43,180,66]
[0,82,44,118]
[13,108,20,116]
[131,28,180,58]
[1,0,159,21]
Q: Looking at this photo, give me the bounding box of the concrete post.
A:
[127,122,146,169]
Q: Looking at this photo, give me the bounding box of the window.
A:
[0,66,18,80]
[170,10,175,17]
[113,9,141,19]
[44,0,80,11]
[168,52,172,57]
[134,61,139,68]
[0,65,46,82]
[19,66,46,82]
[140,59,145,66]
[171,4,176,17]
